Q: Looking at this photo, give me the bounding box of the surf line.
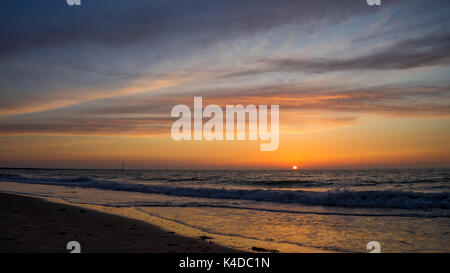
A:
[171,96,279,151]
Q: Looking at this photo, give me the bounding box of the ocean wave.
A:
[1,174,449,210]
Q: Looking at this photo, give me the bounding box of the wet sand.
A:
[0,192,237,253]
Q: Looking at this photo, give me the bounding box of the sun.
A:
[292,165,298,170]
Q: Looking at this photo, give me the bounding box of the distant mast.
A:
[121,161,125,171]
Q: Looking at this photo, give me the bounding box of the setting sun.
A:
[292,165,298,170]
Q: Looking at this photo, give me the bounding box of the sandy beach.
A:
[0,192,237,253]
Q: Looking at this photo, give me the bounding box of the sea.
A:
[0,168,449,252]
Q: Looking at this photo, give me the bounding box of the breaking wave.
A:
[1,173,449,210]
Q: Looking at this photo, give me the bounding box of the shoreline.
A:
[0,192,238,253]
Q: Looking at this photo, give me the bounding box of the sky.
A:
[0,0,449,169]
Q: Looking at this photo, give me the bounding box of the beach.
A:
[0,192,236,253]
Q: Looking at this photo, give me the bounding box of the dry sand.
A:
[0,192,238,253]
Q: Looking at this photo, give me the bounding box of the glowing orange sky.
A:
[1,115,449,169]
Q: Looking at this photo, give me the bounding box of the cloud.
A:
[0,71,194,115]
[1,82,448,136]
[195,83,450,116]
[0,0,380,56]
[1,0,448,137]
[223,34,450,78]
[0,117,171,136]
[0,0,419,117]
